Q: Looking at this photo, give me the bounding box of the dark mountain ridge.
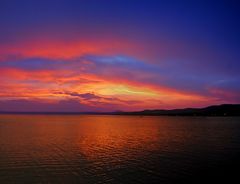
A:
[114,104,240,116]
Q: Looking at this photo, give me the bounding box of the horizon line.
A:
[0,103,239,115]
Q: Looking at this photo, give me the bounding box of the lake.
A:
[0,115,240,183]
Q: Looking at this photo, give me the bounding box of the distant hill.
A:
[114,104,240,116]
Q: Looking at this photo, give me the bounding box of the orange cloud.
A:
[0,35,222,110]
[0,36,140,61]
[0,67,216,110]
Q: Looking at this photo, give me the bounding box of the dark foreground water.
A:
[0,115,240,184]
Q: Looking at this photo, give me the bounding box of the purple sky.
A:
[0,0,239,112]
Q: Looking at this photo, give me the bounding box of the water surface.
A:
[0,115,240,183]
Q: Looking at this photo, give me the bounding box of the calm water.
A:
[0,115,240,183]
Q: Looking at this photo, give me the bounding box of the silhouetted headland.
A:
[115,104,240,116]
[0,104,240,116]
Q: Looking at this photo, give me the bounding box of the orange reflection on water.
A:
[1,115,232,166]
[74,116,162,161]
[0,115,177,163]
[1,115,239,184]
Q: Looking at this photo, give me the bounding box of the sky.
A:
[0,0,239,112]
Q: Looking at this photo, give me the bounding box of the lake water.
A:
[0,115,240,183]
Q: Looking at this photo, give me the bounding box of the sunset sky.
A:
[0,0,239,112]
